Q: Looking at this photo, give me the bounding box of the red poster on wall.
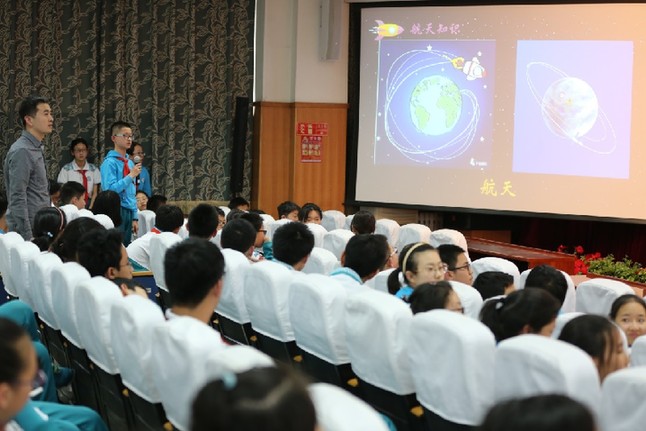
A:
[296,122,328,136]
[300,135,322,163]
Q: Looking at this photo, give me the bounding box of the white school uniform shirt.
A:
[57,161,101,195]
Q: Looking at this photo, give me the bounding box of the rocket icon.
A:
[371,20,404,41]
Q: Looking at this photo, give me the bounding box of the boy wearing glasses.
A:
[438,243,474,286]
[100,121,142,245]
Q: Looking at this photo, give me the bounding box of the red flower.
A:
[557,245,567,253]
[575,245,584,255]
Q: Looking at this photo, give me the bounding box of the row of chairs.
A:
[0,231,397,431]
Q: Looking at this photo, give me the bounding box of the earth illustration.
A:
[541,77,598,141]
[409,75,462,136]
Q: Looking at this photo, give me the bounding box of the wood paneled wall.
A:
[252,102,348,218]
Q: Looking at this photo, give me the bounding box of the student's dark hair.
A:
[221,219,257,254]
[112,277,144,294]
[187,204,218,239]
[409,281,455,314]
[59,181,86,205]
[147,194,168,213]
[277,201,300,218]
[249,209,266,215]
[136,190,149,199]
[92,190,122,227]
[479,287,560,342]
[478,394,595,431]
[473,271,514,301]
[50,217,104,262]
[164,238,225,307]
[110,120,131,135]
[524,264,568,305]
[610,294,646,320]
[49,179,62,197]
[0,192,7,218]
[344,234,389,279]
[76,228,124,277]
[350,210,376,234]
[32,207,66,251]
[226,208,245,223]
[240,212,263,232]
[18,95,48,128]
[69,137,89,153]
[298,202,322,223]
[215,206,225,218]
[125,141,143,156]
[155,205,184,232]
[228,196,250,210]
[437,243,466,270]
[0,318,29,384]
[191,366,316,431]
[387,242,436,294]
[272,222,315,266]
[558,315,618,372]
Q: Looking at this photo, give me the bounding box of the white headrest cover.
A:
[449,281,484,319]
[576,279,635,315]
[552,312,585,339]
[309,383,389,431]
[28,252,62,328]
[495,334,601,413]
[344,289,414,394]
[306,222,328,248]
[375,218,400,247]
[289,274,350,364]
[322,229,355,260]
[110,294,165,402]
[149,232,182,291]
[429,229,469,260]
[408,310,496,425]
[302,247,340,275]
[601,366,646,431]
[216,249,252,323]
[471,257,521,288]
[630,336,646,367]
[51,262,91,347]
[322,210,346,232]
[396,223,431,253]
[93,214,115,229]
[243,260,296,341]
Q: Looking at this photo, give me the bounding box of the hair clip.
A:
[495,299,505,310]
[46,231,53,238]
[221,372,237,390]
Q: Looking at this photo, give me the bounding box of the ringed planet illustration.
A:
[526,62,617,155]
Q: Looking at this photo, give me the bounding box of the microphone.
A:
[133,155,142,188]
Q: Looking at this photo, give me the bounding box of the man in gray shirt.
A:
[4,96,53,239]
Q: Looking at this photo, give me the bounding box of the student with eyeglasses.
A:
[438,243,473,286]
[100,121,142,245]
[387,242,446,302]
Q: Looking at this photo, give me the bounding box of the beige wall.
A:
[255,0,349,103]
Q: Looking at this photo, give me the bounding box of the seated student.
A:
[57,137,101,209]
[92,190,122,229]
[473,271,515,301]
[77,228,145,297]
[330,234,389,289]
[350,210,376,234]
[409,281,464,314]
[272,222,315,271]
[0,317,107,431]
[191,367,317,431]
[59,181,87,211]
[0,193,7,234]
[164,238,226,325]
[438,243,473,286]
[559,314,629,382]
[479,394,596,431]
[49,179,62,207]
[135,190,148,212]
[610,294,646,347]
[220,218,257,259]
[387,242,445,301]
[277,200,300,221]
[32,207,66,252]
[228,196,250,212]
[226,208,244,223]
[298,202,322,224]
[240,212,271,260]
[50,217,104,262]
[480,288,561,343]
[524,264,568,307]
[127,204,184,269]
[146,194,168,213]
[215,206,226,232]
[187,203,218,240]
